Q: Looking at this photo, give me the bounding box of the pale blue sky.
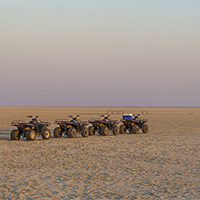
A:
[0,0,200,106]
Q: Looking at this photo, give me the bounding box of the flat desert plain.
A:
[0,107,200,199]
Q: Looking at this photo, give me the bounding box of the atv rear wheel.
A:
[10,130,20,140]
[88,126,95,136]
[142,124,148,133]
[113,125,119,135]
[132,125,139,134]
[119,125,126,134]
[100,126,109,136]
[81,128,89,137]
[42,128,51,140]
[68,128,77,138]
[26,129,36,141]
[53,127,62,138]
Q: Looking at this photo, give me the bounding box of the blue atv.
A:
[120,114,148,134]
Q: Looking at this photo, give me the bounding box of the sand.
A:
[0,107,200,199]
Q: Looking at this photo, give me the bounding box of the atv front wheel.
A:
[119,125,126,134]
[53,127,62,138]
[10,130,20,140]
[132,125,139,134]
[113,125,119,135]
[68,128,77,138]
[42,129,51,140]
[100,126,109,136]
[88,126,95,136]
[26,129,36,141]
[142,124,148,133]
[81,128,89,137]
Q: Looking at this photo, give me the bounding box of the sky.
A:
[0,0,200,106]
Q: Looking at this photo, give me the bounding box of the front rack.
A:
[43,121,51,126]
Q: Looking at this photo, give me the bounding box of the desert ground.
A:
[0,107,200,199]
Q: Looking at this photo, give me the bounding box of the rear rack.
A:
[11,120,26,126]
[54,119,68,124]
[88,118,101,122]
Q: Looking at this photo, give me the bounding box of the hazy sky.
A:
[0,0,200,106]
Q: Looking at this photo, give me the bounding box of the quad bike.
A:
[10,116,51,141]
[54,115,89,138]
[120,114,148,134]
[88,115,119,136]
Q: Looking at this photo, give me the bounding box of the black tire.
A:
[132,125,139,134]
[10,130,20,140]
[81,128,89,137]
[68,128,77,138]
[42,128,51,140]
[26,129,36,141]
[53,127,62,138]
[142,124,148,133]
[113,125,119,135]
[88,126,95,136]
[100,126,109,136]
[119,125,126,134]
